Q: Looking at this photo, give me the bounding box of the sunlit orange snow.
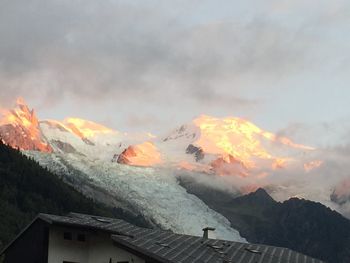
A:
[64,118,115,139]
[0,98,317,178]
[0,98,52,152]
[192,115,312,171]
[118,142,162,167]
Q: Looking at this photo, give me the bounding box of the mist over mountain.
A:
[178,176,350,263]
[1,99,349,217]
[1,98,350,262]
[1,2,350,263]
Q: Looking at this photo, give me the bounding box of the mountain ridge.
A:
[1,98,349,252]
[178,176,350,263]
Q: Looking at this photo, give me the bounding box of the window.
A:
[63,232,72,240]
[77,233,86,242]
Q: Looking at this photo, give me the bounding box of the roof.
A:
[111,230,323,263]
[39,212,143,236]
[39,212,324,263]
[2,212,325,263]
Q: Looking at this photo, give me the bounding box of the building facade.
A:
[1,212,325,263]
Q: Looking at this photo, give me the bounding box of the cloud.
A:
[2,0,350,220]
[0,1,337,104]
[0,0,350,135]
[177,141,350,218]
[275,119,350,148]
[125,114,162,130]
[174,117,350,218]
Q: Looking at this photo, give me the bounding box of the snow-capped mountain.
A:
[40,118,124,161]
[1,98,349,240]
[0,98,52,152]
[117,114,319,178]
[0,99,246,242]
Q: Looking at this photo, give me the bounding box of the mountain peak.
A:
[15,97,27,106]
[249,188,274,201]
[0,99,52,152]
[64,118,116,139]
[232,187,275,206]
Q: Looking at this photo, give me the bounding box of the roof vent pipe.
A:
[202,227,215,239]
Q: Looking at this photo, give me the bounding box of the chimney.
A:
[202,227,215,239]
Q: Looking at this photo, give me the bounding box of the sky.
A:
[1,0,350,146]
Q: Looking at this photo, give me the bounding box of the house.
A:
[0,212,324,263]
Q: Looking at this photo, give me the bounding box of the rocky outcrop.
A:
[117,146,137,165]
[210,155,248,176]
[116,142,162,167]
[50,140,78,154]
[0,101,52,152]
[0,124,51,152]
[331,179,350,206]
[186,144,204,162]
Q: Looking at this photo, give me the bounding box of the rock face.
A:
[116,142,162,167]
[117,146,137,165]
[210,155,248,176]
[331,178,350,205]
[163,124,198,142]
[0,100,52,152]
[50,140,78,154]
[186,144,204,162]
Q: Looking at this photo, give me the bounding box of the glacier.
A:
[26,150,246,242]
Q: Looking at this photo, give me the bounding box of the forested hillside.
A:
[179,177,350,263]
[0,140,148,250]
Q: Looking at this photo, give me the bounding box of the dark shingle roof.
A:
[39,212,325,263]
[39,212,144,236]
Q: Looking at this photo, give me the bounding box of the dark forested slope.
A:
[179,176,350,263]
[0,140,148,250]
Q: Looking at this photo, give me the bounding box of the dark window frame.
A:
[63,232,72,240]
[77,233,86,242]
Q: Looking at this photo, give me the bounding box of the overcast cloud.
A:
[2,0,350,218]
[0,0,349,136]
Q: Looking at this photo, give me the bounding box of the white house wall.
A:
[47,226,145,263]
